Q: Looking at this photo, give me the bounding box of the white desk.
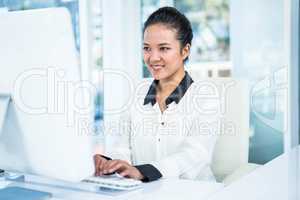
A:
[208,145,300,200]
[4,146,298,200]
[1,175,223,200]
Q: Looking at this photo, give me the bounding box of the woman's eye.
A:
[160,47,170,51]
[143,47,150,51]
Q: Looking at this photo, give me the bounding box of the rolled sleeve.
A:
[135,164,162,182]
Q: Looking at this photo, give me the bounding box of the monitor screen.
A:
[0,8,94,182]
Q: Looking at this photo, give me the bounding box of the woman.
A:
[94,7,218,182]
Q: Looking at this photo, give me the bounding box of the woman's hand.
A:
[102,159,144,180]
[94,154,109,176]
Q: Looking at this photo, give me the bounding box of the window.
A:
[231,0,285,164]
[89,0,103,135]
[174,0,230,63]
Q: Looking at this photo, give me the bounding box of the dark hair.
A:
[143,6,193,62]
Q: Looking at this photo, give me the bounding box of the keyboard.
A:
[82,174,142,191]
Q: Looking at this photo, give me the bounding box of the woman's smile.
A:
[150,64,164,70]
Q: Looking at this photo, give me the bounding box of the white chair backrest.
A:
[188,70,250,182]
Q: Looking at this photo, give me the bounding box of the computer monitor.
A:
[0,8,94,182]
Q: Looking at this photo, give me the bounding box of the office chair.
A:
[187,70,260,185]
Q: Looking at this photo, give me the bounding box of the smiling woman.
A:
[142,7,193,111]
[94,7,219,183]
[143,24,187,81]
[141,0,230,78]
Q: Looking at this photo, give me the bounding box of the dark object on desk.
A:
[0,186,52,200]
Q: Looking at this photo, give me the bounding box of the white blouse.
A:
[105,74,219,181]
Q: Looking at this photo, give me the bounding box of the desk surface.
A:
[208,145,300,200]
[4,146,298,200]
[1,176,223,200]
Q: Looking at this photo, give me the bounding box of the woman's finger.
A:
[119,169,131,178]
[98,159,106,175]
[94,155,102,176]
[108,162,127,174]
[102,160,117,173]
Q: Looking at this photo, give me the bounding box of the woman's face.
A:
[143,24,189,81]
